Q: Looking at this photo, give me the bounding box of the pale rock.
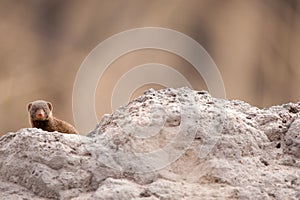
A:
[0,87,299,199]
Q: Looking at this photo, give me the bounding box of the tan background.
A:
[0,0,300,135]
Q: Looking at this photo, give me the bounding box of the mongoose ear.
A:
[47,102,53,111]
[27,103,32,111]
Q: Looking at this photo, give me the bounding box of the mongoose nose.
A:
[36,110,45,119]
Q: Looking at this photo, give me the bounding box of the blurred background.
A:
[0,0,300,135]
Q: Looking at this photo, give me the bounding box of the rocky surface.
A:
[0,87,299,199]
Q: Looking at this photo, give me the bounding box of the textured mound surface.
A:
[0,88,299,199]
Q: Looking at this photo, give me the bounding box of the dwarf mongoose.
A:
[27,100,78,134]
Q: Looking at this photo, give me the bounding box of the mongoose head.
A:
[28,100,53,121]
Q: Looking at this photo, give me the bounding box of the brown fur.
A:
[27,100,78,134]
